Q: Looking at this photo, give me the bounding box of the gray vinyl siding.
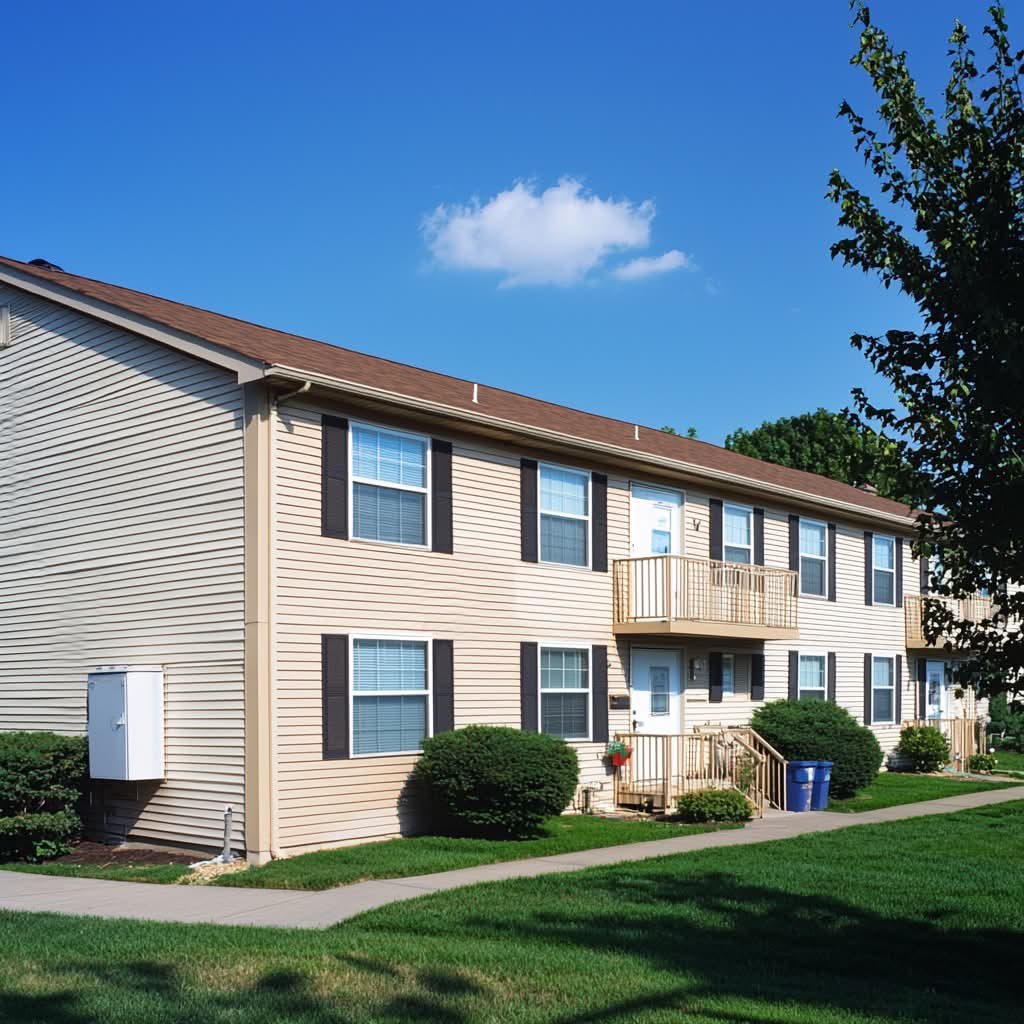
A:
[0,286,246,849]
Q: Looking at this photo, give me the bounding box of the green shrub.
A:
[967,753,997,773]
[675,788,754,823]
[0,810,79,861]
[897,725,950,773]
[751,700,883,799]
[0,732,87,861]
[413,726,579,839]
[0,731,88,816]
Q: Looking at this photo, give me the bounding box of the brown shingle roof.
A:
[0,255,912,520]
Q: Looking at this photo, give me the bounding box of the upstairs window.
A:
[873,535,896,605]
[351,424,429,546]
[540,465,590,567]
[724,504,753,564]
[540,646,590,740]
[800,520,827,597]
[798,654,826,701]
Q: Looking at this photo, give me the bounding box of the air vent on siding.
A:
[0,305,10,349]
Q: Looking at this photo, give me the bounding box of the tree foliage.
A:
[829,3,1024,696]
[724,408,909,500]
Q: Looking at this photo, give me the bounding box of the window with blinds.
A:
[351,423,429,546]
[539,646,590,740]
[539,464,589,566]
[351,638,430,755]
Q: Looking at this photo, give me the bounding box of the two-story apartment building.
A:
[0,255,987,862]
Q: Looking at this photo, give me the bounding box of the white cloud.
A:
[422,178,657,286]
[612,249,694,281]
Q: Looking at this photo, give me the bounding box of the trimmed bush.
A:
[675,788,754,823]
[414,725,579,839]
[0,810,79,860]
[751,700,883,799]
[0,732,87,861]
[897,725,950,773]
[967,753,997,773]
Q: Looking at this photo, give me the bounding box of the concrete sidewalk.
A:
[1,785,1020,930]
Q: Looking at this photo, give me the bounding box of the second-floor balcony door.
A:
[629,485,683,619]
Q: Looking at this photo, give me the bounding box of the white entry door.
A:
[925,660,947,719]
[629,485,684,619]
[630,484,683,557]
[630,648,684,733]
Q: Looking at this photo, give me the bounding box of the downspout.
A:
[273,380,311,406]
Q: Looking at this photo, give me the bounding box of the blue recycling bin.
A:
[786,760,816,812]
[810,761,833,811]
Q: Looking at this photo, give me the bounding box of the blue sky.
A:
[3,1,1007,443]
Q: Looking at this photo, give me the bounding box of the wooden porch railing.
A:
[613,555,797,632]
[612,728,788,816]
[904,594,994,648]
[901,718,983,767]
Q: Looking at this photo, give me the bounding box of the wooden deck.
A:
[612,728,788,815]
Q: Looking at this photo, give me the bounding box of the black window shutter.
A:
[322,416,349,539]
[431,440,453,554]
[828,523,837,602]
[591,645,608,741]
[753,508,765,566]
[788,650,799,700]
[709,499,723,560]
[895,538,904,608]
[592,473,608,573]
[750,653,765,701]
[521,459,538,562]
[895,655,903,723]
[520,641,539,731]
[863,531,874,605]
[787,515,799,574]
[917,657,928,717]
[709,652,724,703]
[827,652,837,702]
[863,653,873,725]
[432,639,455,734]
[919,550,930,594]
[322,635,349,759]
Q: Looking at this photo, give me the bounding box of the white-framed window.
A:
[872,656,896,724]
[798,653,827,701]
[539,645,591,740]
[539,464,590,567]
[800,519,827,597]
[351,637,431,755]
[350,421,430,546]
[721,653,735,696]
[724,503,753,564]
[873,534,896,605]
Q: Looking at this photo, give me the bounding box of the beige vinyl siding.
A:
[273,402,632,853]
[0,286,245,849]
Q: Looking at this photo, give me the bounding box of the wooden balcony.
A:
[612,555,798,640]
[904,594,994,649]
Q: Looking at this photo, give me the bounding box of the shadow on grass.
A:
[3,869,1020,1023]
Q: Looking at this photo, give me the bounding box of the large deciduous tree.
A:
[724,408,910,501]
[829,3,1024,695]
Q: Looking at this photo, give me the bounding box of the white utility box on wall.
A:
[87,666,165,780]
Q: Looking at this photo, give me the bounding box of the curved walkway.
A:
[1,786,1020,930]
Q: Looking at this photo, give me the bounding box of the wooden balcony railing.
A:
[904,594,994,649]
[613,555,798,639]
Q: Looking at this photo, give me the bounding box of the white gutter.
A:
[264,365,917,530]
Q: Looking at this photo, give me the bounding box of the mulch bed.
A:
[55,841,195,866]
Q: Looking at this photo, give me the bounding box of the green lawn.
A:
[0,816,733,891]
[828,771,1020,812]
[992,749,1024,774]
[1,800,1021,1023]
